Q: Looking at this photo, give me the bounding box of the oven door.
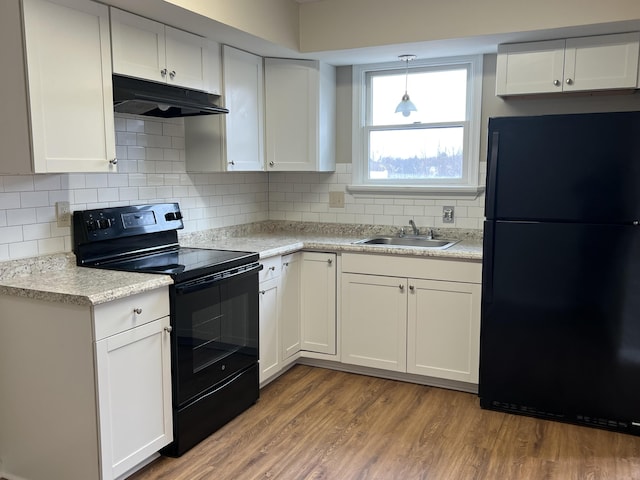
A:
[171,264,261,407]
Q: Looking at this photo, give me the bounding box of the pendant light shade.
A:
[395,54,417,117]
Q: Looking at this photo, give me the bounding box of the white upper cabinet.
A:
[496,32,640,95]
[264,58,336,172]
[222,46,265,171]
[0,0,116,174]
[110,8,219,94]
[185,45,264,172]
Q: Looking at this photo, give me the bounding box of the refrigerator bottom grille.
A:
[481,399,640,436]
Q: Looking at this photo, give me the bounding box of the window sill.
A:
[346,184,485,198]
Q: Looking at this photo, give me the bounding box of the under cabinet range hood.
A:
[112,74,229,118]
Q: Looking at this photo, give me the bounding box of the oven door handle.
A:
[174,263,263,295]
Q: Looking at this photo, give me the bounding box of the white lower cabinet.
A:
[281,253,302,360]
[259,254,304,384]
[300,252,336,355]
[0,287,172,480]
[259,275,281,384]
[341,273,407,371]
[95,316,172,479]
[341,254,482,385]
[407,279,481,383]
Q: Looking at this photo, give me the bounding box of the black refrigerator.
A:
[479,111,640,435]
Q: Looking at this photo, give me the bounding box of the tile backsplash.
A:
[0,114,269,262]
[0,114,485,262]
[268,164,486,232]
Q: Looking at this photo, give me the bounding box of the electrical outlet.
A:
[442,206,455,223]
[329,191,345,208]
[56,201,71,227]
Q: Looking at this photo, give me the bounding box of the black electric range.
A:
[72,203,261,457]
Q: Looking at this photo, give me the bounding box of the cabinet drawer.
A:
[259,256,281,283]
[93,287,169,340]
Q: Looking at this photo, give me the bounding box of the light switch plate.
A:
[329,191,345,208]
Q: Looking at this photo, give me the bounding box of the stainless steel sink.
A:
[353,236,459,249]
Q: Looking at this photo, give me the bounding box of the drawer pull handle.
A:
[134,308,142,315]
[164,326,172,333]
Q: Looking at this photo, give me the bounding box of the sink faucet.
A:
[408,219,419,235]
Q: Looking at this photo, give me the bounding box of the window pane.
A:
[368,127,464,180]
[371,68,467,126]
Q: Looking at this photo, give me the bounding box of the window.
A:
[350,55,483,195]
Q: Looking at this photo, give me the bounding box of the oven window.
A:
[173,270,258,405]
[191,292,249,373]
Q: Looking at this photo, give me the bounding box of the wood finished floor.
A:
[129,365,640,480]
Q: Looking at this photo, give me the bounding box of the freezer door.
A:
[480,220,640,425]
[485,111,640,223]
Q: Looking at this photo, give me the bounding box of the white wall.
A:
[299,0,640,53]
[0,114,269,262]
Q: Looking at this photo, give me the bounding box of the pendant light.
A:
[395,54,417,117]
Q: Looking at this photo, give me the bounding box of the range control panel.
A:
[73,203,184,244]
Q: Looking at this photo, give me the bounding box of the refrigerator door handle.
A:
[485,131,500,220]
[481,220,494,304]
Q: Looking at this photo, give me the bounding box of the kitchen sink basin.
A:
[353,236,459,249]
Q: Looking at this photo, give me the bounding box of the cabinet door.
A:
[265,58,318,171]
[223,45,265,171]
[110,8,166,84]
[300,252,336,355]
[95,317,173,480]
[23,0,116,172]
[407,279,481,383]
[165,25,209,91]
[280,253,301,360]
[259,277,280,383]
[564,33,640,92]
[341,273,407,372]
[495,39,566,95]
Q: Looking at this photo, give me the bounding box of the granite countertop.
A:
[0,222,483,306]
[182,232,483,261]
[0,264,172,306]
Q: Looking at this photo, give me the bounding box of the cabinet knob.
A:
[269,161,275,167]
[399,284,404,291]
[134,308,142,315]
[109,158,118,165]
[565,78,573,85]
[161,68,167,77]
[269,266,276,271]
[170,70,176,79]
[228,160,235,166]
[553,79,560,86]
[327,258,333,265]
[283,262,289,267]
[164,326,172,333]
[409,285,415,292]
[260,290,266,295]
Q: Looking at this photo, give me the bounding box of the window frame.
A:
[349,55,484,196]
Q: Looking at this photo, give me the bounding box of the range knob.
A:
[97,218,111,230]
[165,211,183,221]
